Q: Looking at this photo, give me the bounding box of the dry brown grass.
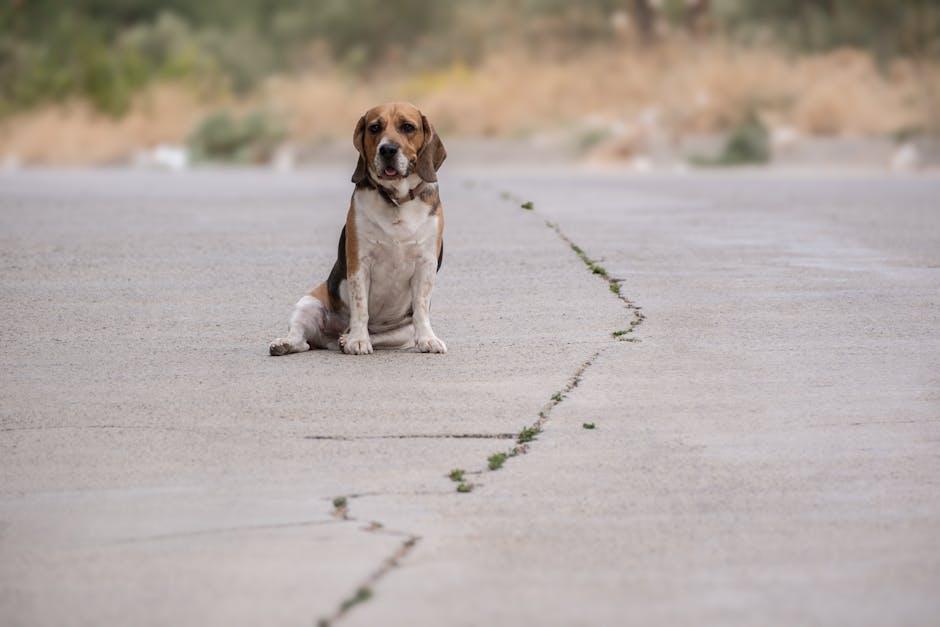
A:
[1,39,933,165]
[0,85,215,165]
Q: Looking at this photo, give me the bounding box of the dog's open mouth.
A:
[381,167,400,179]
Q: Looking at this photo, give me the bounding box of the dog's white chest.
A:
[353,189,439,327]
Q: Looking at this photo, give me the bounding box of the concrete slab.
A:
[1,168,938,626]
[0,168,621,626]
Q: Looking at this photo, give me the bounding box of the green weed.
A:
[518,426,540,443]
[488,452,508,470]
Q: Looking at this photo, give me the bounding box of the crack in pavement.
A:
[318,498,420,626]
[450,348,604,492]
[447,190,647,491]
[544,220,646,342]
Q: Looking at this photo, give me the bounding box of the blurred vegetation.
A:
[717,0,940,62]
[1,0,938,118]
[187,109,285,163]
[691,112,771,166]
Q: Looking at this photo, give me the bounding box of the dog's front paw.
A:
[341,334,373,355]
[416,335,447,354]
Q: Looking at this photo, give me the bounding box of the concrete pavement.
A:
[1,167,938,625]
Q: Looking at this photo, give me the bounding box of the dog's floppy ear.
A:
[351,115,367,184]
[416,114,446,182]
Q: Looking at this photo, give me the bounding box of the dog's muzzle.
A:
[375,140,409,179]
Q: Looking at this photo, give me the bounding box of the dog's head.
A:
[351,102,446,185]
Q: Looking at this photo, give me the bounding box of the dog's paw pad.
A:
[269,340,291,356]
[416,336,447,354]
[269,339,307,356]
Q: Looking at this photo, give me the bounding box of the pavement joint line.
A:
[305,433,517,441]
[107,518,340,546]
[0,425,208,434]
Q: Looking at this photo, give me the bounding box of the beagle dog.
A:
[269,102,447,356]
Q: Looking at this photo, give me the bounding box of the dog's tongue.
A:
[384,167,397,177]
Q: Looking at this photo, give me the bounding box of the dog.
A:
[269,102,447,357]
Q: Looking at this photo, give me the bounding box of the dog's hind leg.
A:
[269,294,329,356]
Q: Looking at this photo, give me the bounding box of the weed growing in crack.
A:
[332,496,347,509]
[339,587,373,613]
[565,236,608,276]
[488,452,508,470]
[543,219,646,343]
[319,532,419,626]
[518,425,540,444]
[449,190,647,497]
[589,262,608,277]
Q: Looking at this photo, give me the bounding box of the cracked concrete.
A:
[2,168,939,626]
[318,499,419,627]
[341,170,940,626]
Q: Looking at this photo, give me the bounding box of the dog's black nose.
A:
[379,143,399,157]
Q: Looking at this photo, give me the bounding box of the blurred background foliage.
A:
[2,0,938,118]
[187,109,285,164]
[1,0,938,166]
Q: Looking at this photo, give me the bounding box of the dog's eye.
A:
[400,122,416,133]
[368,123,381,133]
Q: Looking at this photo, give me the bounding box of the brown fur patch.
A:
[345,201,359,276]
[309,282,335,311]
